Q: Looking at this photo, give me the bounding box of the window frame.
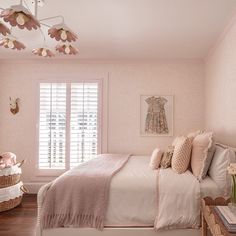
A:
[35,78,103,177]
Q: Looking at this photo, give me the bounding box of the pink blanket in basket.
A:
[40,154,131,230]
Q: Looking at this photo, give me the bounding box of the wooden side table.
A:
[201,196,235,236]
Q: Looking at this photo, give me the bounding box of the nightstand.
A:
[201,197,235,236]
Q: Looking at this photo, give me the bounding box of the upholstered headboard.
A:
[208,143,236,197]
[216,142,236,153]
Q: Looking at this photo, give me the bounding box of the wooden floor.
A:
[0,194,37,236]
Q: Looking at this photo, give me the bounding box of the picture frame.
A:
[140,95,174,136]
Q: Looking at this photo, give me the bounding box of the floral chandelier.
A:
[0,0,78,57]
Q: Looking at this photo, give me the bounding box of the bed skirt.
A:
[36,225,200,236]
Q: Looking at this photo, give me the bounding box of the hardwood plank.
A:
[0,194,37,236]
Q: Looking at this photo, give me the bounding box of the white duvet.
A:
[38,155,219,229]
[105,155,157,226]
[154,168,200,230]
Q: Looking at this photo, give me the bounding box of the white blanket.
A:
[0,181,23,202]
[0,164,22,176]
[154,168,200,230]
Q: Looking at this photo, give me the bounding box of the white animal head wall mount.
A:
[9,97,20,115]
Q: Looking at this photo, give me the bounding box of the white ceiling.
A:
[0,0,236,59]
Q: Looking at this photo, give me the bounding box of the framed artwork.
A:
[140,95,174,136]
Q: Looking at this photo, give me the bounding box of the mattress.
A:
[105,156,221,227]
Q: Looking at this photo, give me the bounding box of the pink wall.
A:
[205,19,236,147]
[0,60,205,186]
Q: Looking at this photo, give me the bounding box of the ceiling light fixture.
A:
[55,44,78,55]
[0,21,10,36]
[0,4,40,30]
[0,0,78,57]
[48,23,78,42]
[32,47,54,57]
[0,37,25,50]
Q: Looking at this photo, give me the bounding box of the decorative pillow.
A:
[172,131,204,146]
[191,132,216,180]
[209,144,236,197]
[172,136,180,147]
[160,146,174,169]
[171,136,192,174]
[149,148,163,169]
[187,130,204,140]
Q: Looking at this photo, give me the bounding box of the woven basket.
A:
[0,160,24,188]
[0,174,21,188]
[0,185,28,213]
[0,196,22,212]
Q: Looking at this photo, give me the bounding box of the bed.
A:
[36,144,236,236]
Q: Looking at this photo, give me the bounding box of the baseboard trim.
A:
[24,182,46,194]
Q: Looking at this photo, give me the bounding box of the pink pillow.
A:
[149,148,163,169]
[191,132,215,180]
[187,130,204,140]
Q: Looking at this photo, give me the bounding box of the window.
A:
[38,81,101,172]
[39,83,66,169]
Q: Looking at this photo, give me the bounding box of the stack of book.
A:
[215,206,236,233]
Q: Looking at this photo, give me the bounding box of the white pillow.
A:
[209,145,236,197]
[149,148,163,169]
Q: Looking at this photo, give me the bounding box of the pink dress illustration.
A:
[145,96,169,134]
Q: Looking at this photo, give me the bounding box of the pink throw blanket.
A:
[40,154,131,230]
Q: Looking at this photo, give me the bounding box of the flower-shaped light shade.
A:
[0,22,10,36]
[0,5,40,30]
[48,24,78,42]
[0,38,25,50]
[55,44,78,55]
[32,48,55,57]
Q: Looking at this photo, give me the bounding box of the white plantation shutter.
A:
[70,83,98,168]
[38,81,100,172]
[39,83,67,169]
